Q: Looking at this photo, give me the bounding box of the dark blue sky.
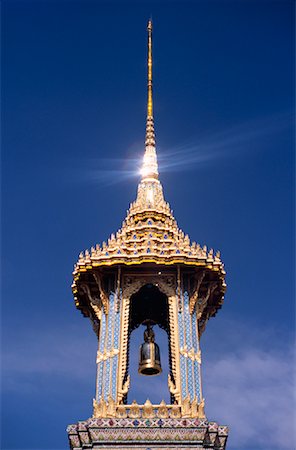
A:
[2,1,294,449]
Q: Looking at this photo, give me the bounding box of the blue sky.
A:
[2,1,294,449]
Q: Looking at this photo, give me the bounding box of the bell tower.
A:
[67,20,229,450]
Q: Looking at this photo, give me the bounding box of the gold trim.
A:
[93,272,109,313]
[117,295,130,403]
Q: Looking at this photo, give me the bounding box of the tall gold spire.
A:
[141,19,159,180]
[147,19,153,117]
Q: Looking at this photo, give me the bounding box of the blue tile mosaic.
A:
[180,355,187,398]
[178,310,185,348]
[104,358,111,399]
[187,358,194,400]
[98,359,104,399]
[194,360,201,402]
[112,354,118,399]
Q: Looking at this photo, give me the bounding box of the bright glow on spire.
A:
[141,21,159,181]
[141,143,158,179]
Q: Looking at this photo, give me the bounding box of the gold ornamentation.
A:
[168,373,181,403]
[116,404,127,418]
[168,295,181,404]
[189,271,205,314]
[181,396,191,418]
[117,374,130,405]
[142,399,155,418]
[93,398,107,418]
[72,196,226,289]
[191,397,199,418]
[93,272,109,313]
[177,265,182,312]
[92,398,100,418]
[196,282,218,319]
[80,284,102,328]
[198,398,206,419]
[147,20,153,118]
[117,295,131,404]
[106,395,116,418]
[122,275,175,300]
[157,400,169,418]
[180,347,201,363]
[170,402,181,418]
[129,400,140,418]
[115,266,121,312]
[96,348,119,363]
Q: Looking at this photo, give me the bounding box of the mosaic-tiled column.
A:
[96,292,121,402]
[178,290,202,403]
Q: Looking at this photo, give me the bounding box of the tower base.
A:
[67,417,228,449]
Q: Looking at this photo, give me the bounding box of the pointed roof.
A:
[72,21,226,334]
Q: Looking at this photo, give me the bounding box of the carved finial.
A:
[129,400,140,418]
[191,397,199,418]
[168,373,180,403]
[143,398,155,418]
[181,396,191,417]
[92,398,101,418]
[101,398,107,417]
[157,400,169,418]
[107,395,116,417]
[198,398,206,419]
[171,402,181,418]
[116,404,127,418]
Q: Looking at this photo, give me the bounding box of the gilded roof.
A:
[73,175,225,273]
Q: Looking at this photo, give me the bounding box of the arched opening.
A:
[130,283,169,330]
[125,284,171,404]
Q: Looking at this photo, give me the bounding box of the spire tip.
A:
[147,19,152,31]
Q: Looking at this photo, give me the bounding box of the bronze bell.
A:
[138,324,162,376]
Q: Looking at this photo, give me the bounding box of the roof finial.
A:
[141,19,159,180]
[147,19,153,117]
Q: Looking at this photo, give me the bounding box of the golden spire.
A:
[141,19,159,180]
[147,19,153,117]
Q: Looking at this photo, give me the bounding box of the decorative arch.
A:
[117,274,181,405]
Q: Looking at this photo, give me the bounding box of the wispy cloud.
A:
[65,111,291,186]
[2,325,97,395]
[158,111,290,173]
[2,318,294,450]
[204,347,294,449]
[202,318,295,450]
